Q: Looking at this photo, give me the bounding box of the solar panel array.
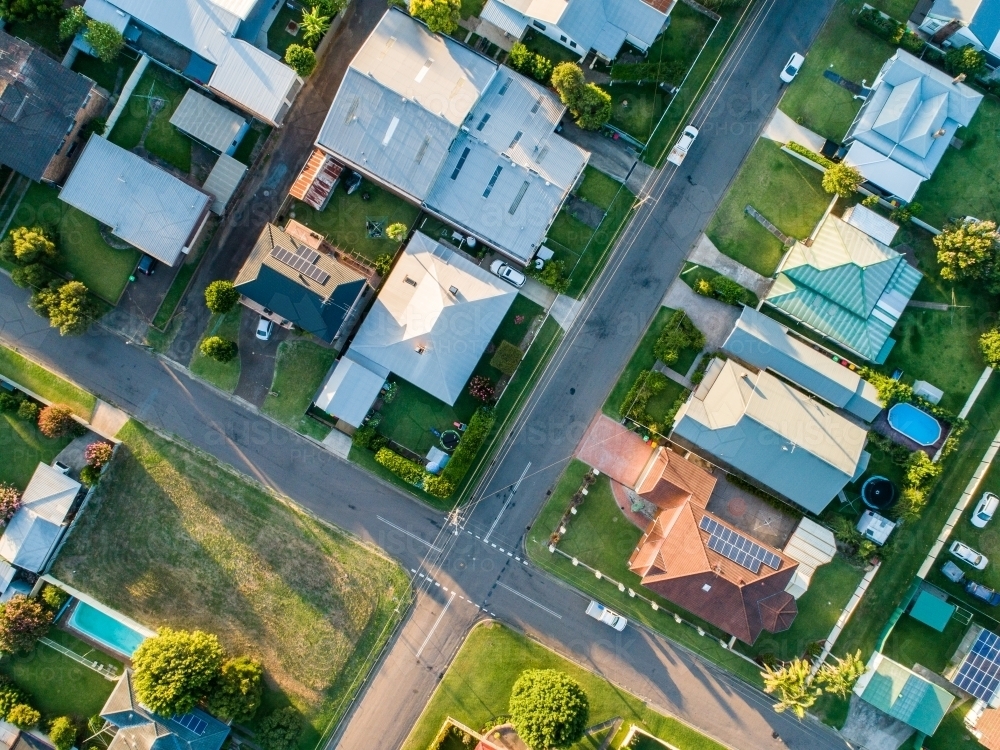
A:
[699,516,782,574]
[295,245,321,264]
[175,713,208,736]
[953,629,1000,702]
[270,247,329,285]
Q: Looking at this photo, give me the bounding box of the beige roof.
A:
[782,518,837,598]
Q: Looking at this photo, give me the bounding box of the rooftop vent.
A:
[449,285,459,296]
[403,276,418,287]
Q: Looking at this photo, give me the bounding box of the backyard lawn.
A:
[706,139,830,275]
[609,83,669,144]
[0,345,96,418]
[289,179,421,263]
[521,30,580,64]
[0,411,72,489]
[11,182,139,303]
[574,166,622,211]
[262,339,336,440]
[460,0,486,18]
[109,65,192,173]
[52,421,410,750]
[71,51,139,95]
[267,4,304,58]
[190,306,243,392]
[402,622,727,750]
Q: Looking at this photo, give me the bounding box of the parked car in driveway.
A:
[973,492,999,528]
[780,52,805,83]
[951,540,989,569]
[967,581,1000,605]
[586,600,626,631]
[137,255,157,275]
[255,317,274,341]
[490,260,525,288]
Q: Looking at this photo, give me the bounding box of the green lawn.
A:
[706,139,830,275]
[777,0,897,141]
[5,15,65,56]
[151,221,216,329]
[0,345,96,418]
[913,96,1000,229]
[678,262,759,307]
[12,182,139,303]
[262,340,336,440]
[547,210,594,253]
[267,4,304,58]
[460,0,486,18]
[521,30,580,64]
[609,83,669,144]
[233,122,271,166]
[71,52,139,94]
[564,187,637,298]
[403,623,727,750]
[53,421,410,750]
[0,411,72,489]
[574,167,622,211]
[189,306,243,392]
[881,604,970,674]
[109,65,192,173]
[290,179,421,263]
[646,378,688,426]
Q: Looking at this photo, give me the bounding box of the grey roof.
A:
[169,90,246,153]
[671,358,869,514]
[345,232,516,405]
[722,307,884,422]
[0,31,95,181]
[0,463,80,573]
[208,39,301,125]
[202,153,247,214]
[842,203,899,246]
[60,136,211,266]
[845,49,983,182]
[314,352,389,427]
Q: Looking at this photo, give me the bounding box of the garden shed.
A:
[202,154,248,214]
[169,89,247,154]
[909,589,955,632]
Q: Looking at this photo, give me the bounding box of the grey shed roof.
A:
[0,463,80,573]
[314,352,389,428]
[60,136,211,266]
[671,358,869,514]
[208,39,302,126]
[169,90,246,153]
[722,307,884,422]
[202,154,247,214]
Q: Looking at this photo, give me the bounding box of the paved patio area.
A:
[575,413,654,487]
[559,120,654,195]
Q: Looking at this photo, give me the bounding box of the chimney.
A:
[952,72,966,84]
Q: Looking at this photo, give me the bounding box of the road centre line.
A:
[415,592,455,659]
[496,582,563,619]
[377,516,443,552]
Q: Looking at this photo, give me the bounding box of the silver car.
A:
[490,260,525,288]
[950,540,989,570]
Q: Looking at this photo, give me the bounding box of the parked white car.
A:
[490,260,526,288]
[780,52,805,83]
[667,125,699,166]
[256,316,274,341]
[950,540,989,569]
[585,600,627,631]
[972,492,1000,528]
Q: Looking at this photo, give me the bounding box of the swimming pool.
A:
[68,602,148,657]
[887,403,942,447]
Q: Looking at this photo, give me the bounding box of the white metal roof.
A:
[314,353,389,428]
[202,153,247,214]
[170,89,246,152]
[842,203,900,246]
[844,141,925,202]
[83,0,131,32]
[0,463,80,573]
[211,0,258,19]
[209,39,301,125]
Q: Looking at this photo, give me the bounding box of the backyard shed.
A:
[842,203,899,246]
[169,89,247,154]
[314,353,389,429]
[909,589,955,632]
[781,518,837,599]
[202,154,247,214]
[0,463,81,573]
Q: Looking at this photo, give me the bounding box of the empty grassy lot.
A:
[706,139,829,275]
[262,339,337,440]
[0,345,96,418]
[574,166,622,212]
[403,622,726,750]
[189,306,243,392]
[53,421,409,749]
[109,65,192,173]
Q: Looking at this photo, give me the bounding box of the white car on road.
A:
[973,492,999,528]
[586,600,627,631]
[490,260,526,288]
[951,540,989,569]
[667,125,699,166]
[780,52,805,83]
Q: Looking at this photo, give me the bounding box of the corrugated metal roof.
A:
[0,463,80,573]
[83,0,131,32]
[479,0,529,36]
[857,654,953,735]
[842,203,899,246]
[60,136,211,266]
[209,39,300,125]
[211,0,259,20]
[169,89,246,152]
[844,141,926,202]
[202,153,247,214]
[314,353,388,427]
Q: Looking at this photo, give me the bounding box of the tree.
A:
[30,280,99,336]
[0,0,61,22]
[761,659,821,718]
[410,0,461,34]
[373,254,393,276]
[509,669,589,750]
[0,595,53,654]
[7,705,39,730]
[0,678,27,720]
[5,226,56,264]
[285,45,317,77]
[573,83,612,130]
[37,405,75,438]
[982,328,1000,368]
[386,222,408,242]
[11,263,52,290]
[200,336,238,363]
[256,707,302,750]
[316,0,348,15]
[59,6,88,40]
[816,651,866,699]
[300,6,330,47]
[468,375,495,403]
[207,656,264,723]
[0,485,20,526]
[946,44,986,77]
[85,441,114,469]
[822,162,862,197]
[935,219,999,285]
[551,63,586,109]
[131,628,225,716]
[48,717,77,750]
[40,585,69,613]
[85,20,125,63]
[204,280,239,314]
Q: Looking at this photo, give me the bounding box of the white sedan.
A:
[780,52,805,83]
[490,260,526,288]
[951,540,989,570]
[973,492,1000,528]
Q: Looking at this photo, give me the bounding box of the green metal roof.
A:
[859,655,953,735]
[909,590,955,633]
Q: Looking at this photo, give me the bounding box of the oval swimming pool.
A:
[68,602,148,657]
[887,402,942,447]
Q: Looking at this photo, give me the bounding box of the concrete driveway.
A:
[233,311,287,406]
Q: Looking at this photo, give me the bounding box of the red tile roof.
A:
[636,447,717,509]
[975,706,1000,750]
[642,0,674,12]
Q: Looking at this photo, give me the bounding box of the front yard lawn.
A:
[403,622,726,750]
[12,182,139,303]
[0,411,72,489]
[706,139,829,275]
[574,166,622,211]
[0,345,96,418]
[53,421,410,750]
[562,187,637,298]
[189,306,243,392]
[609,83,669,145]
[109,65,192,173]
[262,339,337,440]
[289,179,421,263]
[547,210,594,254]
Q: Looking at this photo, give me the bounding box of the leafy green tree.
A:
[37,405,75,438]
[410,0,461,34]
[896,486,927,522]
[532,55,554,84]
[573,83,612,130]
[981,328,1000,368]
[509,669,589,749]
[40,585,69,612]
[204,280,239,314]
[0,485,19,526]
[822,162,863,197]
[0,678,27,719]
[207,656,264,723]
[935,219,999,284]
[386,222,408,242]
[59,6,88,40]
[256,707,302,750]
[132,628,225,716]
[5,226,56,264]
[904,450,941,489]
[85,20,125,63]
[761,659,821,718]
[48,717,77,750]
[0,595,52,654]
[300,6,330,47]
[285,45,317,77]
[30,281,98,336]
[7,705,39,730]
[946,44,986,77]
[551,63,585,108]
[0,0,61,22]
[316,0,348,15]
[816,651,866,699]
[200,336,239,363]
[507,42,533,72]
[11,263,52,290]
[373,254,393,276]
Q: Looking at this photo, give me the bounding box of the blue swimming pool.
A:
[887,402,942,447]
[68,602,147,657]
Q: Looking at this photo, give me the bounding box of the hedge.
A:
[491,341,523,376]
[856,7,925,54]
[610,60,687,85]
[439,408,495,488]
[653,310,704,365]
[786,141,834,169]
[374,448,425,485]
[619,370,668,428]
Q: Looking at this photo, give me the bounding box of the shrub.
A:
[785,141,834,168]
[48,717,76,750]
[0,485,19,525]
[80,465,101,486]
[860,368,912,405]
[0,393,19,412]
[5,226,56,264]
[946,44,986,77]
[552,63,586,108]
[0,595,53,653]
[532,54,553,84]
[59,7,88,40]
[85,441,114,469]
[0,678,27,720]
[16,401,39,422]
[256,707,302,750]
[439,408,494,487]
[300,5,330,47]
[285,45,317,77]
[573,83,612,130]
[905,451,941,489]
[693,278,713,296]
[490,341,523,376]
[862,194,880,207]
[352,425,378,449]
[373,254,393,276]
[410,0,461,34]
[85,20,125,63]
[200,336,238,363]
[822,162,863,197]
[7,704,39,729]
[509,669,589,750]
[653,310,704,365]
[11,263,53,290]
[207,656,264,723]
[423,474,455,499]
[529,258,570,293]
[619,370,669,430]
[895,486,927,523]
[609,60,687,85]
[982,328,1000,368]
[374,448,425,485]
[713,276,755,306]
[386,222,408,242]
[935,219,999,287]
[204,281,239,314]
[0,0,61,22]
[30,281,98,336]
[38,405,75,438]
[468,375,496,403]
[132,628,225,716]
[41,585,69,612]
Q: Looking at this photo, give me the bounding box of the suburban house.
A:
[82,0,302,125]
[764,213,923,364]
[480,0,673,60]
[0,30,107,183]
[855,653,954,736]
[59,135,212,266]
[722,306,884,422]
[843,48,983,202]
[315,231,516,425]
[0,463,82,575]
[919,0,1000,65]
[0,722,57,750]
[101,670,230,750]
[312,9,589,265]
[670,358,870,514]
[235,220,375,345]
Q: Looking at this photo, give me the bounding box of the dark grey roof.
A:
[0,31,95,181]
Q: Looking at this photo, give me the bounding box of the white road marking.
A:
[415,592,455,659]
[377,516,443,552]
[483,462,530,543]
[497,582,563,619]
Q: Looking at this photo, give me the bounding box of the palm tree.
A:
[300,6,330,48]
[817,650,866,699]
[761,659,821,719]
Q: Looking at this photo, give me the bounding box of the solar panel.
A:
[699,516,782,574]
[295,246,321,264]
[270,247,330,285]
[954,630,1000,702]
[175,713,208,736]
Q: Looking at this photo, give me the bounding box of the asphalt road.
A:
[0,0,852,747]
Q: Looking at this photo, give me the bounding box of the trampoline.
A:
[862,475,896,510]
